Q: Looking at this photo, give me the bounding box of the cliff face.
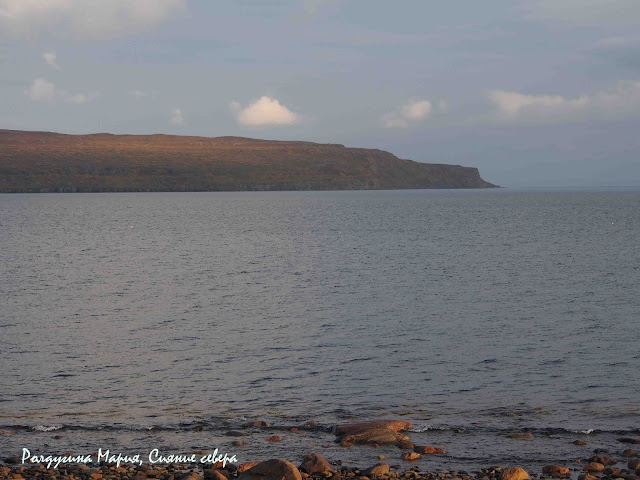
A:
[0,129,497,192]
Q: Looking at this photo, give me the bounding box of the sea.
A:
[1,188,639,475]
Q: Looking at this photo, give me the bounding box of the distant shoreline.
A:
[0,129,497,193]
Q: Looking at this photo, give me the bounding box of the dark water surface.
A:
[1,189,639,472]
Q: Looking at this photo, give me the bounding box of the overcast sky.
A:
[2,0,640,187]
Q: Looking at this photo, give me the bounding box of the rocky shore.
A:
[2,421,639,480]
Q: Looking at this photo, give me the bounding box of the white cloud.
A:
[43,51,59,70]
[488,81,640,123]
[25,78,99,104]
[170,107,184,126]
[525,0,640,25]
[65,92,100,104]
[0,0,186,40]
[381,99,432,128]
[231,96,301,126]
[25,78,55,103]
[130,90,149,99]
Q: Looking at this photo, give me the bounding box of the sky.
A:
[1,0,640,187]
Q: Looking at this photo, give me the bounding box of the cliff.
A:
[0,129,497,192]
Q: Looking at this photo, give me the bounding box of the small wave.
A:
[411,424,450,432]
[32,424,63,432]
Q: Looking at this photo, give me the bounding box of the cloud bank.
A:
[231,96,301,126]
[381,99,432,128]
[489,81,640,123]
[25,78,99,104]
[0,0,186,39]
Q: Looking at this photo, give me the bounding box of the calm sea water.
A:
[1,189,639,472]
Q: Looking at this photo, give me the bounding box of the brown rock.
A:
[266,436,282,442]
[622,450,637,458]
[204,471,228,480]
[339,429,409,447]
[335,421,413,436]
[619,438,640,445]
[377,456,386,461]
[574,440,589,446]
[242,421,271,428]
[583,462,605,472]
[299,454,334,474]
[507,433,534,439]
[604,467,622,476]
[590,456,617,466]
[233,440,248,447]
[237,459,302,480]
[238,463,261,474]
[542,466,570,477]
[181,474,204,480]
[364,464,390,478]
[502,467,529,480]
[90,474,103,480]
[414,446,446,455]
[629,459,640,471]
[401,453,421,461]
[578,475,598,480]
[397,441,415,450]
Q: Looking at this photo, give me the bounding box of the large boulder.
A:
[338,428,409,447]
[237,460,302,480]
[502,467,529,480]
[299,454,334,474]
[336,421,413,436]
